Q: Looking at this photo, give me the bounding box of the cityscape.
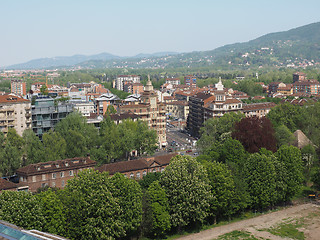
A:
[1,1,320,240]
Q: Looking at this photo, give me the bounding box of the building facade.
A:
[119,79,167,147]
[11,79,26,96]
[114,75,140,91]
[16,156,96,192]
[0,94,31,136]
[31,96,73,138]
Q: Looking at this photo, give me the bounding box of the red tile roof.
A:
[0,178,17,191]
[0,94,29,103]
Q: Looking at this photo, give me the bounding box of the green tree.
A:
[0,191,44,230]
[274,124,295,148]
[36,188,66,236]
[40,84,49,95]
[63,170,122,240]
[42,131,67,162]
[243,153,277,209]
[0,143,21,176]
[108,173,143,237]
[139,172,162,190]
[301,144,317,182]
[275,145,304,201]
[203,161,238,223]
[22,129,45,165]
[144,181,171,238]
[160,155,212,230]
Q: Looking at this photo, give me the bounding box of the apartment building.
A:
[123,82,144,94]
[0,94,31,136]
[11,79,26,96]
[16,156,96,192]
[184,75,197,87]
[31,96,73,138]
[119,79,167,147]
[242,102,276,118]
[165,100,189,120]
[114,75,140,91]
[293,79,320,95]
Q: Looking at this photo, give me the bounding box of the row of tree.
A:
[0,112,157,177]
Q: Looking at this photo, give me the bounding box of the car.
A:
[193,152,199,156]
[186,149,192,153]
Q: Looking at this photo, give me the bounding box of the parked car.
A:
[186,149,192,153]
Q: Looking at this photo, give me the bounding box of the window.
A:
[143,171,147,176]
[60,171,65,178]
[32,176,36,182]
[42,174,46,181]
[52,182,56,187]
[136,172,141,179]
[130,173,134,178]
[52,173,56,179]
[69,170,73,176]
[41,183,47,188]
[61,180,65,187]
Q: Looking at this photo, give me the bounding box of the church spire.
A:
[145,74,153,91]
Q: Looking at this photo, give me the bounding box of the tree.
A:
[243,153,277,209]
[203,161,238,223]
[160,155,212,230]
[232,116,277,153]
[139,172,162,190]
[63,170,122,240]
[274,124,295,148]
[42,131,66,162]
[0,143,21,176]
[301,144,317,182]
[40,84,49,95]
[275,145,304,201]
[197,112,244,154]
[22,129,45,165]
[0,191,44,230]
[144,181,171,238]
[36,188,66,236]
[108,173,143,238]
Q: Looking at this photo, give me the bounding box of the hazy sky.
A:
[1,0,319,67]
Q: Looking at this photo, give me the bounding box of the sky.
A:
[1,0,320,67]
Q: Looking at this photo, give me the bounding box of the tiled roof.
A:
[0,94,29,103]
[243,102,276,111]
[16,157,96,176]
[98,153,177,175]
[225,98,242,104]
[109,113,140,121]
[0,178,17,190]
[166,100,188,106]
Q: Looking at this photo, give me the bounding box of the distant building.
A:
[165,100,189,120]
[293,79,320,95]
[123,82,144,95]
[16,156,96,192]
[242,102,276,118]
[95,93,120,115]
[166,78,180,85]
[73,101,95,117]
[98,153,177,179]
[184,75,197,87]
[31,96,73,139]
[293,72,307,83]
[114,75,140,91]
[109,112,140,125]
[11,79,26,96]
[0,94,31,136]
[119,79,167,147]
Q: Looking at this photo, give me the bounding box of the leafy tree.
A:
[274,124,295,148]
[232,116,277,153]
[243,153,277,209]
[197,112,244,153]
[6,128,24,150]
[42,131,66,161]
[40,84,49,95]
[108,173,143,237]
[22,129,45,165]
[105,105,117,115]
[0,191,44,230]
[203,161,238,223]
[63,170,122,240]
[301,144,317,182]
[139,172,162,190]
[36,188,66,236]
[144,181,171,238]
[275,145,304,201]
[160,155,212,230]
[0,143,21,176]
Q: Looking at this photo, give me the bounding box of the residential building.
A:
[166,78,180,85]
[0,94,31,136]
[98,153,177,179]
[109,112,140,125]
[293,72,307,83]
[11,79,26,96]
[165,100,189,120]
[16,156,96,192]
[73,101,95,117]
[31,96,73,138]
[95,93,120,115]
[187,92,215,137]
[268,82,293,95]
[123,82,144,95]
[242,102,276,118]
[293,79,320,95]
[184,75,197,87]
[114,75,140,91]
[119,79,167,147]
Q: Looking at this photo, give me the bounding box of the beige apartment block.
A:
[0,94,31,136]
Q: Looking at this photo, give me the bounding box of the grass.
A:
[214,230,266,240]
[264,219,305,240]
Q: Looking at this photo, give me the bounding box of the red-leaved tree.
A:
[232,116,277,153]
